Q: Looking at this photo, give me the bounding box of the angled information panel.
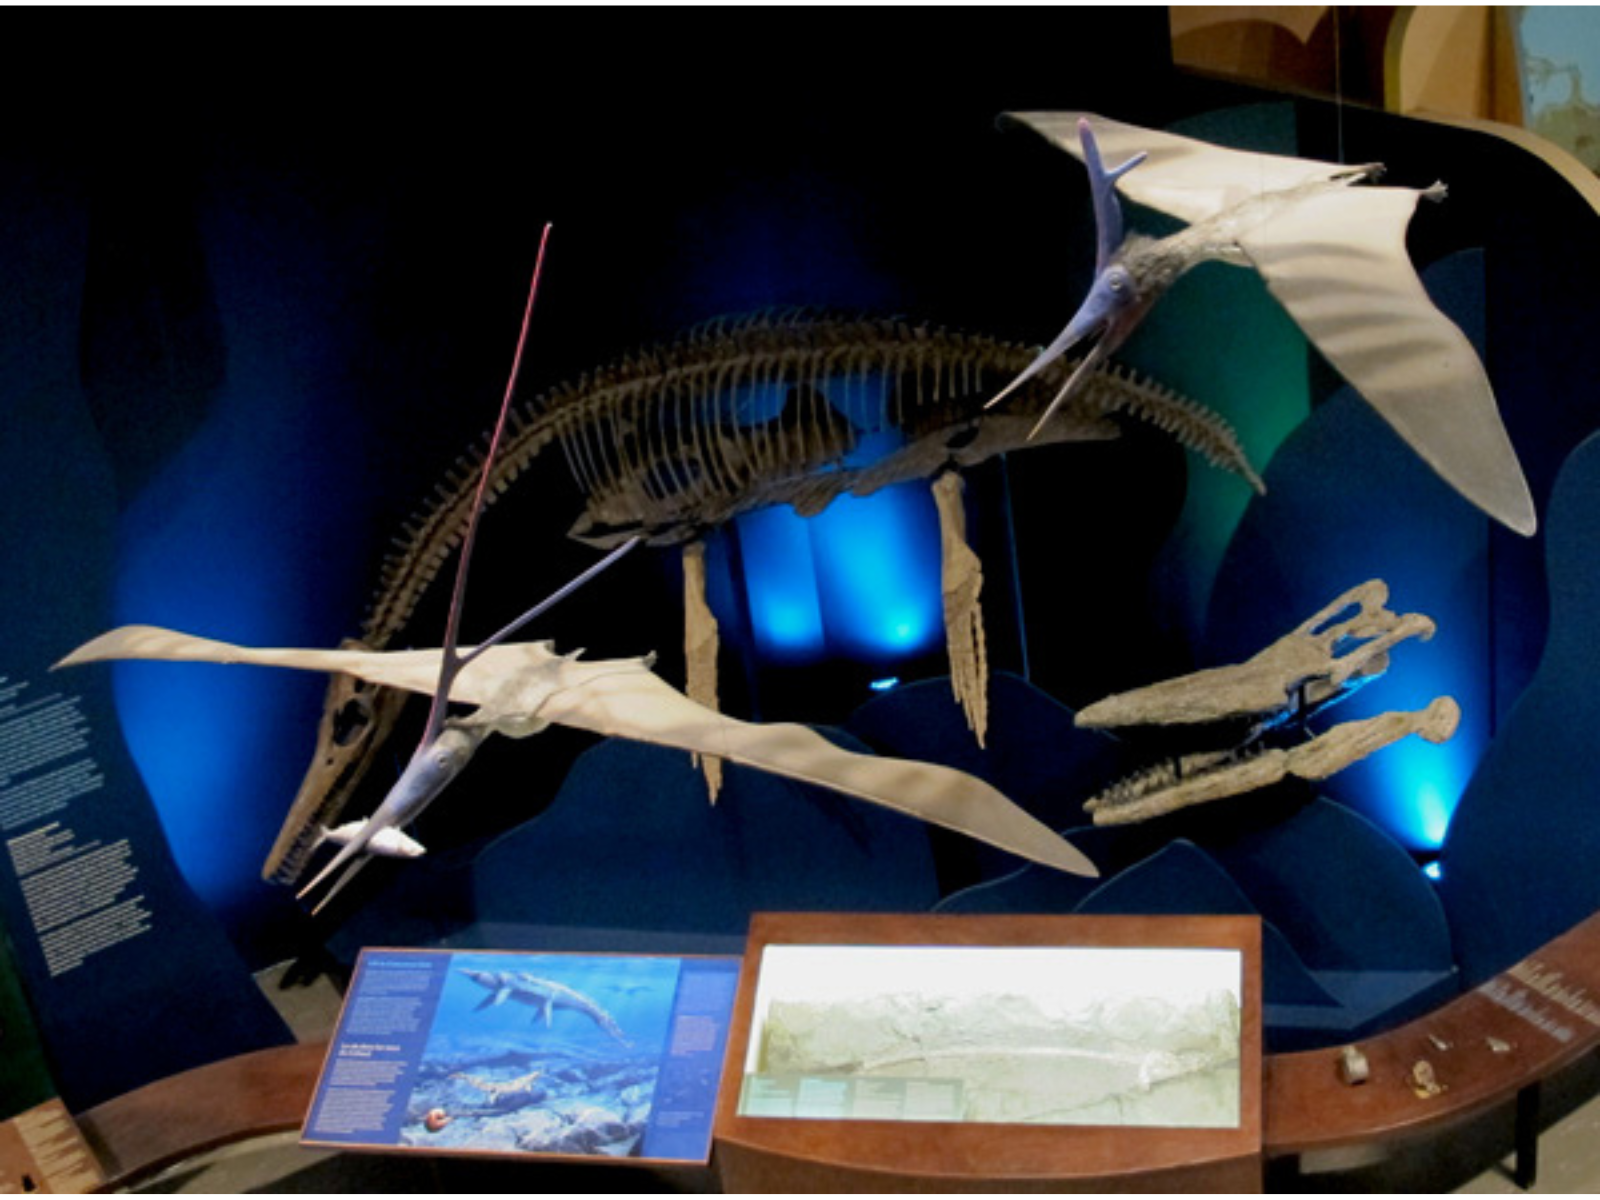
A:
[303,948,740,1165]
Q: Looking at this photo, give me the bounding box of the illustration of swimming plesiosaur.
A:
[459,968,632,1045]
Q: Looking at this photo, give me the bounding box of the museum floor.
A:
[124,965,1600,1194]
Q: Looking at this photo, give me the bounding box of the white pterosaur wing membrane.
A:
[57,626,1099,879]
[1241,186,1536,535]
[1005,111,1350,224]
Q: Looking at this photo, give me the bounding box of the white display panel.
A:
[738,943,1242,1127]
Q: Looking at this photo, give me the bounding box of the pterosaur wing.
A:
[57,627,1099,879]
[1240,187,1536,535]
[524,662,1097,878]
[1004,111,1349,225]
[56,625,447,694]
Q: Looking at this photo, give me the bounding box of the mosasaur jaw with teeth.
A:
[1076,580,1460,826]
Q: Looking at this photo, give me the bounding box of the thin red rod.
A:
[422,222,554,745]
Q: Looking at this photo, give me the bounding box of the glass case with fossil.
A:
[738,942,1242,1128]
[715,912,1264,1191]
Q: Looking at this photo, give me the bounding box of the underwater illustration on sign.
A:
[988,112,1537,538]
[261,310,1262,885]
[55,238,1102,909]
[739,944,1242,1128]
[303,949,738,1161]
[404,954,677,1157]
[1078,580,1460,825]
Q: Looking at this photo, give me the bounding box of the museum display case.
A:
[5,7,1600,1193]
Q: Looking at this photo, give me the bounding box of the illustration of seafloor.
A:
[401,954,681,1156]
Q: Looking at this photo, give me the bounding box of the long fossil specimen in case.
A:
[262,311,1262,884]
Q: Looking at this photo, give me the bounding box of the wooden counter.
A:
[1264,909,1600,1183]
[73,911,1600,1192]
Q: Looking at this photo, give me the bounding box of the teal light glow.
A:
[1123,106,1315,638]
[1412,779,1453,848]
[728,384,943,668]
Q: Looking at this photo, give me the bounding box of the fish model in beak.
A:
[296,721,487,908]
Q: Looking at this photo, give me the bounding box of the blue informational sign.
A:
[0,171,290,1112]
[305,949,741,1164]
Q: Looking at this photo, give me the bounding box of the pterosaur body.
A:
[991,112,1536,537]
[56,625,1099,884]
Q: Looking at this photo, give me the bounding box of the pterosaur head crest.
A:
[988,118,1154,435]
[1080,117,1146,270]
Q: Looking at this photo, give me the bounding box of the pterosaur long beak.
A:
[303,855,372,916]
[298,823,375,901]
[1026,326,1116,441]
[985,296,1105,415]
[988,268,1152,439]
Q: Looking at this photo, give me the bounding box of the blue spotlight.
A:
[111,406,340,919]
[735,506,827,659]
[808,479,942,661]
[1360,732,1476,852]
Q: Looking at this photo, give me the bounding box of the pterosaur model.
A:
[57,626,1098,890]
[989,112,1537,538]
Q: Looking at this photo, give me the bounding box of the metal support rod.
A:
[1513,1080,1541,1190]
